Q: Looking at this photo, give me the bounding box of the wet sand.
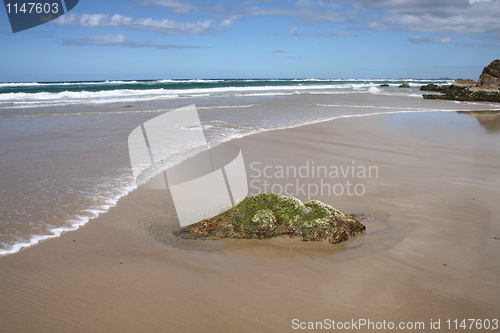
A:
[0,111,499,332]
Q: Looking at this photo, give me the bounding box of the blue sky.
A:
[1,0,499,81]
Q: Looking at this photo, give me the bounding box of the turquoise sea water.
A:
[0,78,450,109]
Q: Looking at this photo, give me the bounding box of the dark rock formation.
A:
[399,81,410,88]
[185,193,366,244]
[478,59,500,89]
[420,83,443,92]
[380,84,389,87]
[423,60,500,102]
[423,85,500,102]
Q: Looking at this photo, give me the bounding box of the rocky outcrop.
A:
[420,83,443,92]
[399,81,410,88]
[185,193,366,244]
[452,79,477,88]
[423,60,500,102]
[478,59,500,89]
[423,85,500,102]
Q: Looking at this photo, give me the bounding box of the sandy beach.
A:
[0,111,499,332]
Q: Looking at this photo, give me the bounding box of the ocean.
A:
[1,78,499,255]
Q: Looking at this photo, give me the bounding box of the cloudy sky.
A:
[1,0,499,81]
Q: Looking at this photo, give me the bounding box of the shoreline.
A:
[1,111,499,332]
[2,108,499,257]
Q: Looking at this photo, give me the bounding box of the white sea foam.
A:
[0,80,440,108]
[0,182,138,256]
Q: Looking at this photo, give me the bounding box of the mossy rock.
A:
[185,193,366,244]
[423,85,500,102]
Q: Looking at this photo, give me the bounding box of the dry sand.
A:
[0,111,499,332]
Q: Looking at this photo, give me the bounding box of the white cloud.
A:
[358,0,500,34]
[134,0,198,14]
[57,34,200,49]
[54,0,500,40]
[137,0,195,8]
[289,26,306,37]
[316,29,358,37]
[295,0,326,7]
[408,35,457,44]
[134,0,351,23]
[84,35,128,44]
[129,0,500,35]
[54,13,228,35]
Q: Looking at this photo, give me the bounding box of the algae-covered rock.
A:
[423,85,500,102]
[420,83,443,92]
[185,193,365,244]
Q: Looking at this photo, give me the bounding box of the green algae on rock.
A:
[185,193,366,244]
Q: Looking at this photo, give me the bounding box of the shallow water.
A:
[1,79,499,255]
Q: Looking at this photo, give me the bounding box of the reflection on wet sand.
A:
[458,111,500,133]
